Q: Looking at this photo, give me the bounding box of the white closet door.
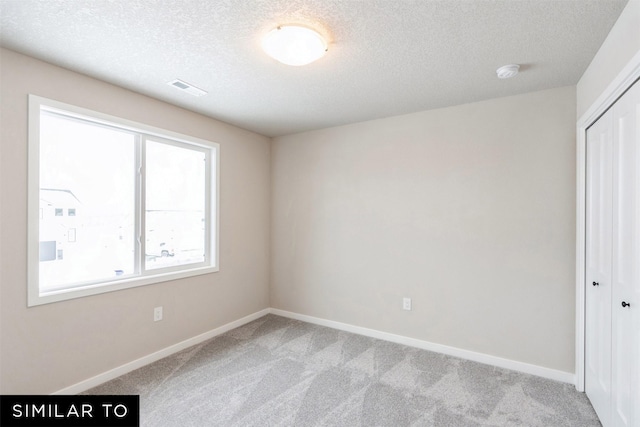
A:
[585,106,613,426]
[611,81,640,427]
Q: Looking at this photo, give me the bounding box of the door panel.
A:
[611,81,640,427]
[585,107,613,426]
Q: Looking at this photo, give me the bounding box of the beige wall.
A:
[0,48,271,394]
[271,86,577,373]
[577,0,640,118]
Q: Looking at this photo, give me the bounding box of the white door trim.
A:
[575,49,640,392]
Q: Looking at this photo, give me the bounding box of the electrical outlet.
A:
[403,297,412,311]
[154,306,163,322]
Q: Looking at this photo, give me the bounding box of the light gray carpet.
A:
[85,314,600,426]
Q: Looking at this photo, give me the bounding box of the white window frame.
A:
[28,95,220,306]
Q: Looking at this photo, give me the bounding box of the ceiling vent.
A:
[167,79,208,97]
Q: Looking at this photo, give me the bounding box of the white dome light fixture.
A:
[496,64,520,79]
[262,25,327,66]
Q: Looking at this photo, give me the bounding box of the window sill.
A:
[28,266,219,307]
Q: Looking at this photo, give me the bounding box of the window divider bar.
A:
[135,135,145,276]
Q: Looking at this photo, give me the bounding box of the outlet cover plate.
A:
[154,306,163,321]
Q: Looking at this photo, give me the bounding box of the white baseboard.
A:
[53,308,270,395]
[269,308,575,385]
[54,306,574,394]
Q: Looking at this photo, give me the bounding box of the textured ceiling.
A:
[0,0,629,137]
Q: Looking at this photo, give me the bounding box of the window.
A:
[28,95,219,306]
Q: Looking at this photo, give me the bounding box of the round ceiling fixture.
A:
[262,25,327,66]
[496,64,520,79]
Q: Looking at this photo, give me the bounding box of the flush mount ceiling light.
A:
[262,25,327,66]
[496,64,520,79]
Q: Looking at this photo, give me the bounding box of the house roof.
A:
[40,189,81,207]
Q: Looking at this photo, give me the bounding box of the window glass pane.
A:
[145,140,206,270]
[39,113,136,292]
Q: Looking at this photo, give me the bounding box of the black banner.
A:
[0,395,139,427]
